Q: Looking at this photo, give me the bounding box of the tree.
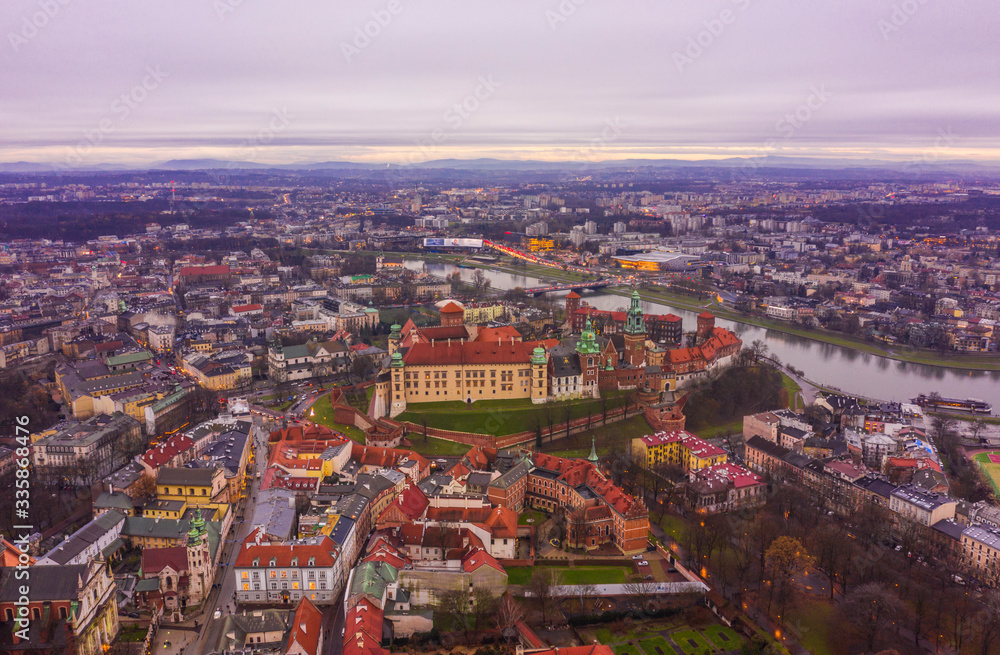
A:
[435,589,470,641]
[471,588,498,633]
[841,583,905,652]
[134,473,158,501]
[764,536,806,621]
[496,594,525,642]
[472,269,492,295]
[576,582,598,613]
[810,523,851,598]
[748,339,769,364]
[527,568,558,623]
[349,354,374,383]
[622,577,657,611]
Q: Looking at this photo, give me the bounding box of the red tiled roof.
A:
[179,265,229,277]
[462,547,505,574]
[288,597,324,655]
[402,340,534,366]
[234,535,338,568]
[142,546,188,576]
[381,482,429,521]
[141,434,194,469]
[474,326,522,343]
[232,303,262,313]
[439,301,464,314]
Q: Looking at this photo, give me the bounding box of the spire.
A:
[575,318,600,355]
[625,290,646,335]
[587,435,599,463]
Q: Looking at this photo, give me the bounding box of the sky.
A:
[2,0,998,167]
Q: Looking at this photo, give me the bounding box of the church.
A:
[138,509,217,622]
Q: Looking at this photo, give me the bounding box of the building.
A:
[234,530,346,606]
[268,337,351,383]
[0,560,119,655]
[889,485,957,526]
[962,523,1000,584]
[388,339,546,416]
[632,430,728,471]
[32,412,142,485]
[139,509,216,621]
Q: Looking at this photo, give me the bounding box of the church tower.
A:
[185,509,212,605]
[623,290,647,367]
[565,291,582,318]
[389,352,407,417]
[575,318,601,398]
[531,347,548,404]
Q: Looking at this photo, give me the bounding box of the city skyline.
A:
[2,0,998,166]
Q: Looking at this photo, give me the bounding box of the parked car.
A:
[632,554,643,560]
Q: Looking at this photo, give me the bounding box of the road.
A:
[189,414,275,653]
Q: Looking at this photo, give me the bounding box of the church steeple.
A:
[575,318,600,355]
[587,435,599,463]
[625,290,646,335]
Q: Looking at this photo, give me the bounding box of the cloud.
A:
[1,0,998,165]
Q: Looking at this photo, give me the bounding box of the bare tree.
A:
[840,582,905,652]
[576,582,598,613]
[471,588,499,633]
[497,594,525,642]
[622,577,657,611]
[528,568,558,623]
[436,589,470,641]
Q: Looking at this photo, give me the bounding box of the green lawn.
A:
[781,373,802,410]
[668,630,712,655]
[518,509,548,526]
[404,433,473,457]
[543,415,654,459]
[974,452,1000,499]
[639,636,678,655]
[786,597,838,655]
[595,628,615,645]
[691,418,743,440]
[658,514,689,544]
[398,393,627,436]
[505,567,534,585]
[702,625,741,649]
[612,645,642,655]
[308,394,366,443]
[560,566,630,585]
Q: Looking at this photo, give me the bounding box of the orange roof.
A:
[288,597,324,655]
[439,301,464,314]
[474,325,522,343]
[0,537,34,567]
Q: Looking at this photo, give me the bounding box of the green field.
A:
[504,566,629,586]
[308,394,366,443]
[975,452,1000,498]
[639,636,678,655]
[398,393,627,436]
[518,509,548,525]
[702,625,741,649]
[612,645,643,655]
[781,373,802,410]
[543,415,654,459]
[668,630,713,655]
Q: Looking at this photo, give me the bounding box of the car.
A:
[638,561,649,566]
[632,554,643,560]
[214,609,222,619]
[549,538,560,548]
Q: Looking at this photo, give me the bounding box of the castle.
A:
[385,291,741,417]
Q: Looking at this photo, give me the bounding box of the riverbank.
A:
[605,287,1000,373]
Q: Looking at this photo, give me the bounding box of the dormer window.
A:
[269,558,277,567]
[291,557,298,567]
[252,558,259,566]
[308,557,315,566]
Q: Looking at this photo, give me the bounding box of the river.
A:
[405,259,1000,409]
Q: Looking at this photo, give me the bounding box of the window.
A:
[242,571,248,579]
[243,583,249,590]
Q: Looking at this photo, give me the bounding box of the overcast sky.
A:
[2,0,997,166]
